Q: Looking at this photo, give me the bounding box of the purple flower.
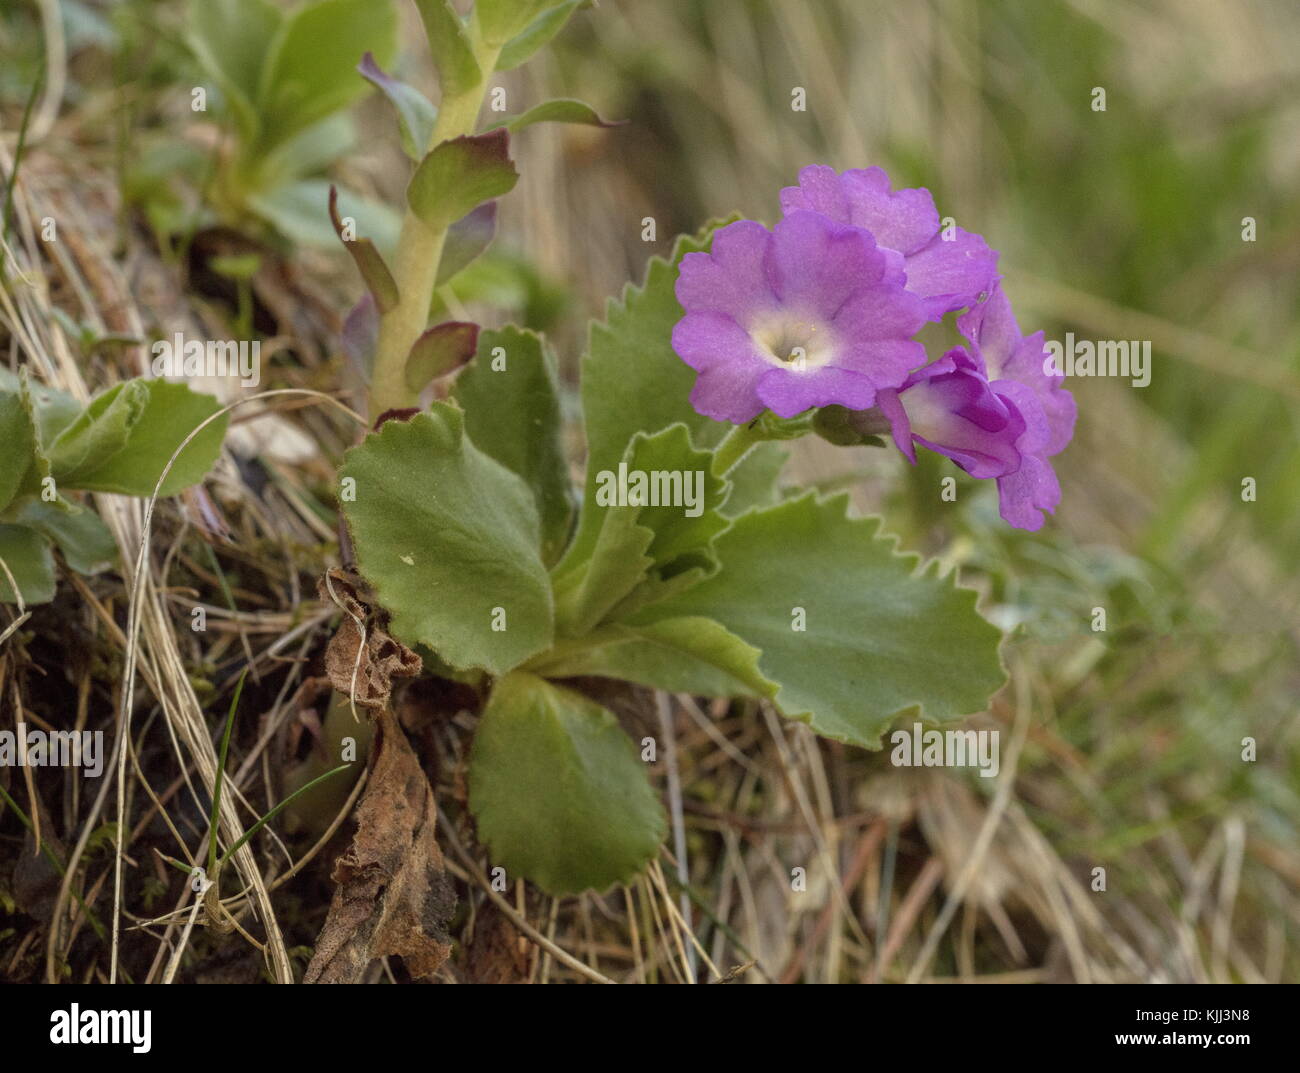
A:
[672,211,927,423]
[877,285,1076,531]
[780,165,999,321]
[957,283,1076,457]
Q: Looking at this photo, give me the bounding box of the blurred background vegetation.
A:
[1,0,1296,981]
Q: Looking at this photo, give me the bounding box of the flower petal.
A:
[755,365,876,417]
[902,227,999,320]
[839,167,941,254]
[996,453,1061,531]
[671,311,761,372]
[765,210,885,316]
[675,220,775,321]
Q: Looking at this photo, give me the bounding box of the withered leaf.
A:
[319,568,422,710]
[304,706,456,983]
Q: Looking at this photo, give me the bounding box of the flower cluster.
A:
[672,165,1075,530]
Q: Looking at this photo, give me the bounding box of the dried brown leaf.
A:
[319,569,421,710]
[304,706,456,983]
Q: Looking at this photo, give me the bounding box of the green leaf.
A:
[492,97,622,133]
[340,405,553,675]
[187,0,283,143]
[250,180,400,250]
[20,379,81,447]
[527,616,775,700]
[629,494,1007,749]
[329,185,399,313]
[357,53,437,160]
[0,368,80,447]
[45,381,141,484]
[554,423,728,633]
[256,0,398,151]
[407,130,518,232]
[496,0,583,70]
[567,222,734,571]
[404,321,478,392]
[48,380,227,498]
[14,499,117,576]
[476,0,561,47]
[613,424,728,571]
[412,0,480,97]
[0,524,56,605]
[437,202,497,286]
[468,671,665,894]
[452,326,573,565]
[552,502,653,637]
[721,441,788,517]
[0,377,47,514]
[255,112,356,189]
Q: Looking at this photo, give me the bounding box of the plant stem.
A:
[368,26,502,420]
[711,421,767,477]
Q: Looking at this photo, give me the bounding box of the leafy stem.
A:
[369,19,503,419]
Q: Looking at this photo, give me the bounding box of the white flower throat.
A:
[750,312,835,372]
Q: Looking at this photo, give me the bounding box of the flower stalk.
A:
[711,421,766,477]
[369,20,502,419]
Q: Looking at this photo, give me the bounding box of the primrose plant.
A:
[329,4,1074,895]
[137,0,406,247]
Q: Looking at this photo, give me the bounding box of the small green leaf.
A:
[187,0,283,143]
[554,423,728,633]
[496,0,583,70]
[14,499,117,576]
[437,202,497,286]
[48,380,227,498]
[412,0,481,96]
[256,0,398,150]
[407,130,519,232]
[0,377,47,514]
[452,326,573,565]
[476,0,562,46]
[329,185,399,313]
[357,52,437,159]
[614,424,728,571]
[340,405,553,675]
[492,97,622,133]
[552,504,653,637]
[630,493,1007,749]
[45,381,142,485]
[0,524,56,605]
[405,321,479,392]
[468,671,666,895]
[528,616,776,700]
